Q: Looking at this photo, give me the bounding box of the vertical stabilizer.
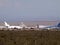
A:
[20,22,27,27]
[57,23,60,27]
[4,21,10,26]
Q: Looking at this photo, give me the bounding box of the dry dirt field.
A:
[0,30,60,45]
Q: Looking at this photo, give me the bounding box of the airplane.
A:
[4,21,33,29]
[36,23,60,30]
[4,21,23,29]
[20,22,32,29]
[20,22,27,28]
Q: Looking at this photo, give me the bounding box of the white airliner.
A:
[4,21,32,29]
[20,22,32,29]
[4,21,23,29]
[20,22,27,28]
[36,23,60,30]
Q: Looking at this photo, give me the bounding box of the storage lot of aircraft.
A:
[0,21,60,30]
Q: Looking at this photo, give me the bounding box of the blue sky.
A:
[0,0,60,22]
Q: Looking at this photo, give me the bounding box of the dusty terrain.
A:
[0,30,60,45]
[0,21,59,27]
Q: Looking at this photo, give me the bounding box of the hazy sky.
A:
[0,0,60,22]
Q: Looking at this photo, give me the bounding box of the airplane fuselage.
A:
[7,26,23,29]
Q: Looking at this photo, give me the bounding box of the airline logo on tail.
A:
[57,23,60,27]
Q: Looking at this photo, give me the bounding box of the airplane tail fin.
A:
[20,22,27,27]
[57,23,60,27]
[4,21,10,26]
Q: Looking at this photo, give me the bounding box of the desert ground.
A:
[0,30,60,45]
[0,21,59,27]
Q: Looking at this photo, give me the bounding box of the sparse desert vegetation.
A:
[0,30,60,45]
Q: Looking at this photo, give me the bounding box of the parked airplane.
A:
[4,21,23,29]
[4,21,33,29]
[36,23,60,30]
[20,22,32,29]
[20,22,27,28]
